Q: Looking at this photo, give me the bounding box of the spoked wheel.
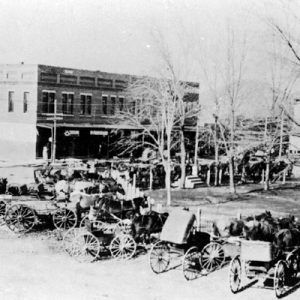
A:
[4,204,36,233]
[200,242,225,273]
[79,215,89,228]
[274,260,287,298]
[109,234,137,260]
[69,231,100,263]
[63,228,85,255]
[149,241,171,274]
[286,252,299,284]
[52,208,77,230]
[0,200,6,225]
[114,219,132,235]
[229,255,242,294]
[182,246,201,281]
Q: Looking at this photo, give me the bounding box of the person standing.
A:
[43,145,48,162]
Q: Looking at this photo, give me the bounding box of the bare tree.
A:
[117,72,198,206]
[197,21,249,193]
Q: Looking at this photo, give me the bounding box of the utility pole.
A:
[52,99,57,163]
[47,100,62,163]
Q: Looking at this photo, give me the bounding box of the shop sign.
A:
[64,130,79,136]
[90,130,108,136]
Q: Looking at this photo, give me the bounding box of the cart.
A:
[228,239,300,298]
[0,194,77,233]
[149,210,241,280]
[63,207,136,263]
[149,209,221,280]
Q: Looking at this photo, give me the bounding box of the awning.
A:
[37,123,139,130]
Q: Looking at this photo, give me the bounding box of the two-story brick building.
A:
[0,63,141,161]
[0,63,199,161]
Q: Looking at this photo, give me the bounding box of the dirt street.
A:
[1,226,300,300]
[1,165,300,299]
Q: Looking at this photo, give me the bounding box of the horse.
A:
[93,195,150,220]
[131,210,169,244]
[274,229,300,250]
[0,178,8,194]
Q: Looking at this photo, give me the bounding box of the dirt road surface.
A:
[1,165,300,299]
[1,228,300,300]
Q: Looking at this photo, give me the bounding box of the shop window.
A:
[102,95,108,115]
[62,93,74,115]
[8,91,14,112]
[41,91,55,113]
[23,92,29,113]
[111,96,116,115]
[131,101,136,115]
[119,96,124,112]
[80,94,92,115]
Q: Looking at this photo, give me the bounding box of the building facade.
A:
[0,63,199,161]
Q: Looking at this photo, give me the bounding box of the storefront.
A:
[36,125,132,159]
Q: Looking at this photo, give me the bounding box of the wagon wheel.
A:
[52,208,77,230]
[182,246,202,281]
[69,231,100,263]
[109,234,137,260]
[286,252,299,284]
[79,215,89,228]
[229,255,242,294]
[274,260,287,298]
[200,242,225,273]
[114,219,132,235]
[0,200,6,225]
[149,241,170,274]
[63,228,84,255]
[4,204,36,233]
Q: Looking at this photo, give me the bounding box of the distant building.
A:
[0,63,199,161]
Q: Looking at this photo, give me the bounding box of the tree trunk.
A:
[180,129,186,189]
[229,156,236,193]
[279,110,284,160]
[165,161,171,206]
[214,116,219,186]
[264,154,270,191]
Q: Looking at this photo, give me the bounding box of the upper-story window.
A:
[119,96,124,112]
[80,94,92,115]
[62,93,74,115]
[131,101,136,115]
[102,95,108,115]
[8,91,14,112]
[110,95,116,115]
[23,92,29,113]
[42,91,55,113]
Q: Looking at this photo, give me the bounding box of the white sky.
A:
[0,0,299,119]
[0,0,265,77]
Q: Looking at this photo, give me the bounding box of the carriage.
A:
[62,193,152,262]
[228,239,300,298]
[63,208,136,263]
[149,209,238,280]
[0,194,77,233]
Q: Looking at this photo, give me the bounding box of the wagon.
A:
[149,209,224,280]
[149,210,241,280]
[228,239,300,298]
[0,194,77,233]
[63,207,136,263]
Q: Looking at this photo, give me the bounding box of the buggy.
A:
[229,239,300,298]
[149,209,240,280]
[63,208,136,263]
